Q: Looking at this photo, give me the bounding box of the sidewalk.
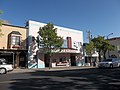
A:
[9,66,96,74]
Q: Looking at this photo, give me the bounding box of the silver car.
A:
[98,58,120,68]
[0,58,13,74]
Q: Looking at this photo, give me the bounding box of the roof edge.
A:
[2,24,27,29]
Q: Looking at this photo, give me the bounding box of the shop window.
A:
[59,57,67,63]
[56,57,70,66]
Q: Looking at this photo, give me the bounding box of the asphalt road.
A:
[0,68,120,90]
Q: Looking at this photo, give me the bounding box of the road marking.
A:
[0,80,17,84]
[109,82,120,85]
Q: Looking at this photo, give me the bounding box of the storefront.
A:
[27,20,83,68]
[36,48,83,68]
[0,49,27,68]
[84,52,99,66]
[0,24,28,68]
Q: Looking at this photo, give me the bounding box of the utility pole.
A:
[107,33,113,58]
[86,30,92,43]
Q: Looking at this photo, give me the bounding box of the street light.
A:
[107,33,113,40]
[107,33,113,58]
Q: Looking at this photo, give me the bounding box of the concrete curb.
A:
[9,66,96,74]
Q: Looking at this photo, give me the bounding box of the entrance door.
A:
[70,56,76,66]
[19,51,26,68]
[44,54,49,67]
[19,57,26,68]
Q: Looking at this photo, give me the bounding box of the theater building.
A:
[27,20,84,68]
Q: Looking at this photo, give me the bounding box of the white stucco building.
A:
[27,20,83,68]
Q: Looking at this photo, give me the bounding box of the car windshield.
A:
[103,59,112,62]
[0,58,7,64]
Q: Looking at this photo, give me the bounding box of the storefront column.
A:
[15,52,20,68]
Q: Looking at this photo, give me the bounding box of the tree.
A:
[0,21,3,37]
[0,10,4,37]
[101,40,115,59]
[92,36,104,61]
[37,23,64,68]
[0,10,3,14]
[85,41,95,66]
[92,36,115,61]
[101,40,110,59]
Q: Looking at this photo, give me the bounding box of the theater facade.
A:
[27,20,84,68]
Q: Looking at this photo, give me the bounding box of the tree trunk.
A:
[103,52,106,59]
[90,56,92,66]
[49,55,52,69]
[98,51,101,62]
[90,57,92,66]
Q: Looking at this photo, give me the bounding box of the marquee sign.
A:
[60,48,78,53]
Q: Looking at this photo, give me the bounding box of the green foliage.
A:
[85,41,95,56]
[0,10,3,25]
[92,36,104,52]
[37,23,64,54]
[0,10,4,37]
[85,41,95,66]
[0,10,3,15]
[101,40,115,53]
[92,36,115,60]
[37,23,64,68]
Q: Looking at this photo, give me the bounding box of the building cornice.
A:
[2,24,28,29]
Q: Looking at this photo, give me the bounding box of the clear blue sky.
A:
[0,0,120,43]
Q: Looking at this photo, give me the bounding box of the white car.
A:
[0,58,13,74]
[98,58,120,68]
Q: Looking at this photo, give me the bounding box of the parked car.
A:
[0,58,13,74]
[98,58,120,68]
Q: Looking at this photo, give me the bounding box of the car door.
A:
[112,58,118,67]
[0,61,1,68]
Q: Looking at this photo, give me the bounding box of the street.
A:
[0,68,120,90]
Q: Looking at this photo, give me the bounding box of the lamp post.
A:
[107,33,113,58]
[107,33,113,40]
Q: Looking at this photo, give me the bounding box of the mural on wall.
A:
[74,41,84,66]
[28,36,38,68]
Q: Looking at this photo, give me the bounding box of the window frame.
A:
[11,35,20,45]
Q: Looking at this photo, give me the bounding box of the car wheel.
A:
[110,64,113,68]
[0,68,7,74]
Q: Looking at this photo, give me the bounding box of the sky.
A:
[0,0,120,43]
